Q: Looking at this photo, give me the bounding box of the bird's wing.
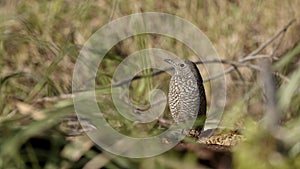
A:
[168,76,182,122]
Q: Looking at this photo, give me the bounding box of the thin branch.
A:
[233,66,246,82]
[271,32,286,58]
[240,54,271,62]
[241,19,296,61]
[204,19,296,82]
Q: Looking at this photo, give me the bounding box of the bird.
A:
[164,58,206,137]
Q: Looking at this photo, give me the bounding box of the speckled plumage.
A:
[165,59,206,132]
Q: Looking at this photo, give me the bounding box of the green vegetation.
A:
[1,0,300,168]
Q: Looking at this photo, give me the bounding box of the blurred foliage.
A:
[1,0,300,169]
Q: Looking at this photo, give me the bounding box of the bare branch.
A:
[204,19,296,82]
[242,19,296,61]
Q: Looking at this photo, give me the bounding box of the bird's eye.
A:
[179,64,185,67]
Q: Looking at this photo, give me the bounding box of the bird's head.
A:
[164,58,195,75]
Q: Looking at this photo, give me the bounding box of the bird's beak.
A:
[164,59,176,67]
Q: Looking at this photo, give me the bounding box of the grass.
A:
[1,0,300,168]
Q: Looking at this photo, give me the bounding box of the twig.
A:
[271,31,286,59]
[204,19,296,82]
[241,19,296,61]
[233,66,246,82]
[32,55,287,103]
[240,54,272,62]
